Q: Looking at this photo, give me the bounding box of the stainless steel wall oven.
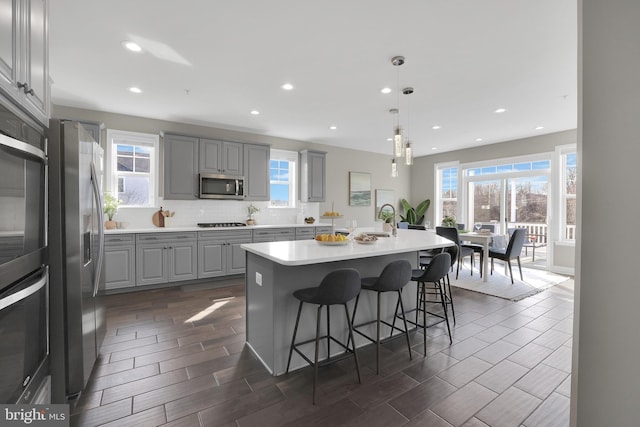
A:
[0,101,48,404]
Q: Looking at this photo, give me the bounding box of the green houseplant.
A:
[399,198,430,225]
[103,193,121,229]
[441,215,457,228]
[246,204,260,225]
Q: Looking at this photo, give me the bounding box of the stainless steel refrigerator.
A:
[48,119,106,404]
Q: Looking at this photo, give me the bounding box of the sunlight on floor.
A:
[184,296,234,323]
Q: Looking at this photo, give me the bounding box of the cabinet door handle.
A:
[17,82,35,96]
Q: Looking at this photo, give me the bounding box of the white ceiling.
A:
[49,0,577,157]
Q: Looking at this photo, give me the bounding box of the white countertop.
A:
[241,229,454,266]
[104,223,331,235]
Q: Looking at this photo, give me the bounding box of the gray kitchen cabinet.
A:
[315,226,333,235]
[198,230,252,278]
[104,234,136,290]
[252,228,294,242]
[136,233,197,286]
[199,139,243,176]
[295,228,316,241]
[300,150,326,202]
[0,0,50,126]
[164,134,199,199]
[243,144,270,201]
[79,121,102,144]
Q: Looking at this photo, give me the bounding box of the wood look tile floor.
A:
[71,273,574,427]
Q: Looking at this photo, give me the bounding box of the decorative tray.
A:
[354,239,376,245]
[315,240,349,246]
[320,215,344,219]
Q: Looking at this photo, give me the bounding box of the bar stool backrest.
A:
[373,259,412,292]
[414,252,451,283]
[316,268,361,305]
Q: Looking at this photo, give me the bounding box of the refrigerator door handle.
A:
[0,271,47,311]
[90,161,104,297]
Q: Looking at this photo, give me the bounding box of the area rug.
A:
[451,265,571,301]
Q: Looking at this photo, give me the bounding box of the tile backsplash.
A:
[111,199,320,229]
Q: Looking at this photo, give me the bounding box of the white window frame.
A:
[269,149,298,208]
[106,129,159,208]
[556,144,577,243]
[434,161,460,226]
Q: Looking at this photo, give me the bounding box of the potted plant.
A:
[441,215,457,228]
[380,210,395,232]
[103,193,121,229]
[399,198,430,225]
[246,204,260,225]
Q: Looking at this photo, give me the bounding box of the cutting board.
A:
[152,210,164,227]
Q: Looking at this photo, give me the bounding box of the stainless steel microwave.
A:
[199,174,245,199]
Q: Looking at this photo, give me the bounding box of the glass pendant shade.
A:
[393,128,403,157]
[391,158,398,177]
[405,141,413,165]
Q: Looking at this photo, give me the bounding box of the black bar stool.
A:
[351,260,413,375]
[420,244,458,325]
[402,252,452,355]
[285,268,361,404]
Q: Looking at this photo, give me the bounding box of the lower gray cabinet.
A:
[136,233,197,286]
[295,227,315,240]
[104,234,136,290]
[252,228,295,242]
[198,230,252,278]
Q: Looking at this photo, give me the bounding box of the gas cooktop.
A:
[197,222,247,228]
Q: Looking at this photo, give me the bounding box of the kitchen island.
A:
[241,229,454,375]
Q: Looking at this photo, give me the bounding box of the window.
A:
[436,163,459,224]
[270,149,297,208]
[106,129,159,207]
[561,150,577,241]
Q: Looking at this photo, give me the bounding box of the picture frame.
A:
[375,189,395,219]
[349,172,371,206]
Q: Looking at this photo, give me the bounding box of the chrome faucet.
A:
[378,203,397,237]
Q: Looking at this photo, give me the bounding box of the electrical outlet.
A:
[256,272,262,286]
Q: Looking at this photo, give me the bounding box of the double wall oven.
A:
[0,102,49,404]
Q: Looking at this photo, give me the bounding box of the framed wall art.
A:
[349,172,371,206]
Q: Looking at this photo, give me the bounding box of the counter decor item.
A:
[151,207,174,227]
[304,217,316,224]
[315,233,349,246]
[354,233,378,245]
[247,204,260,225]
[103,193,121,230]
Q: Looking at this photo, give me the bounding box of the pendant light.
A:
[391,158,398,177]
[391,56,405,158]
[403,86,414,165]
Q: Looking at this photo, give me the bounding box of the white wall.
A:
[52,105,411,229]
[573,1,640,425]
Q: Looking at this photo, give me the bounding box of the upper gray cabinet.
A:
[0,0,50,126]
[164,134,199,199]
[199,139,243,176]
[300,150,326,202]
[244,144,270,201]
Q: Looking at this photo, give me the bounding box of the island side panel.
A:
[245,251,277,373]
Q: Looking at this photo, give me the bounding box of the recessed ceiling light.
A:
[122,41,142,52]
[432,125,441,130]
[475,138,483,142]
[431,147,438,150]
[387,138,392,142]
[535,126,544,130]
[250,110,260,115]
[129,87,142,93]
[380,87,392,94]
[329,125,337,130]
[281,83,294,90]
[494,108,507,113]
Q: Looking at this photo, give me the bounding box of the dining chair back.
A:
[489,228,527,283]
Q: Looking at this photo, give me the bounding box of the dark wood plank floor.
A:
[71,273,574,427]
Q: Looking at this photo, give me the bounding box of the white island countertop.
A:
[241,229,454,266]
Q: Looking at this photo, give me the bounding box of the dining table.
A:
[460,231,493,282]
